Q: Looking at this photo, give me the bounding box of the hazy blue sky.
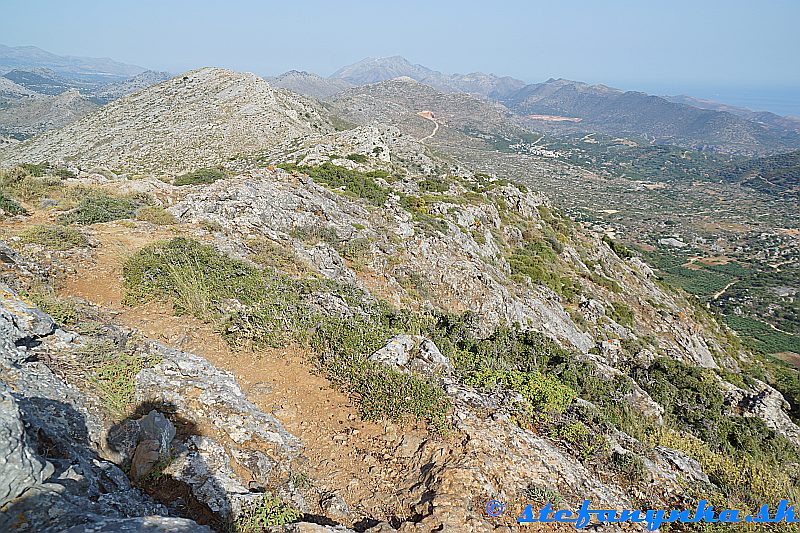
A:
[2,0,799,113]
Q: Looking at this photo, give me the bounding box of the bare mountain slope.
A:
[93,70,172,103]
[504,78,800,155]
[330,76,535,146]
[0,76,39,101]
[332,55,526,100]
[0,67,334,172]
[268,70,353,100]
[0,43,144,80]
[0,90,98,139]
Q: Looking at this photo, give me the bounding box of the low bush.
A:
[330,359,450,432]
[0,192,28,216]
[26,288,79,326]
[93,352,157,415]
[602,234,634,259]
[280,162,390,206]
[18,225,89,250]
[174,167,226,186]
[345,153,368,163]
[135,206,176,225]
[58,194,147,225]
[290,224,339,246]
[609,451,648,482]
[507,241,581,299]
[247,237,305,275]
[235,493,302,531]
[609,301,635,328]
[418,177,450,193]
[548,420,608,460]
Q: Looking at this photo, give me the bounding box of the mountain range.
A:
[0,44,145,80]
[0,54,799,533]
[0,67,333,172]
[267,56,800,156]
[2,46,800,158]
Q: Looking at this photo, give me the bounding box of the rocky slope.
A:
[0,68,335,173]
[503,78,800,155]
[332,56,526,100]
[93,70,173,103]
[0,66,798,532]
[268,70,354,100]
[0,43,145,80]
[330,77,534,147]
[0,90,99,139]
[0,76,38,102]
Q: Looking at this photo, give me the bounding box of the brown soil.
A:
[40,219,435,523]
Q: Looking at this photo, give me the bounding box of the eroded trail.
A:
[56,222,435,521]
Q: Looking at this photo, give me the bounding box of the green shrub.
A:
[331,359,450,432]
[290,224,339,246]
[610,451,648,482]
[247,237,304,275]
[174,167,226,186]
[602,234,634,259]
[280,162,390,206]
[93,353,157,415]
[18,163,49,177]
[340,236,372,261]
[609,301,635,328]
[235,493,302,531]
[507,241,581,299]
[464,368,576,416]
[523,483,566,505]
[58,195,146,225]
[345,153,368,163]
[135,206,176,225]
[26,288,79,325]
[548,420,608,460]
[418,177,450,193]
[18,225,89,250]
[0,193,28,215]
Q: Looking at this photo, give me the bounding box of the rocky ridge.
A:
[0,68,335,173]
[0,65,798,532]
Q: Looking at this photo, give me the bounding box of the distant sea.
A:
[688,87,800,117]
[640,84,800,117]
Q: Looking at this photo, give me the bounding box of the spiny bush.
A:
[280,162,390,206]
[0,192,28,216]
[123,238,451,431]
[290,224,339,246]
[329,359,450,432]
[523,483,566,506]
[609,301,635,328]
[339,236,372,261]
[18,225,89,250]
[602,234,634,259]
[26,288,79,326]
[345,153,368,163]
[135,206,176,225]
[174,167,226,186]
[609,450,648,482]
[58,194,149,225]
[418,177,450,193]
[247,237,305,275]
[93,352,158,416]
[548,420,608,460]
[236,493,302,531]
[507,240,581,300]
